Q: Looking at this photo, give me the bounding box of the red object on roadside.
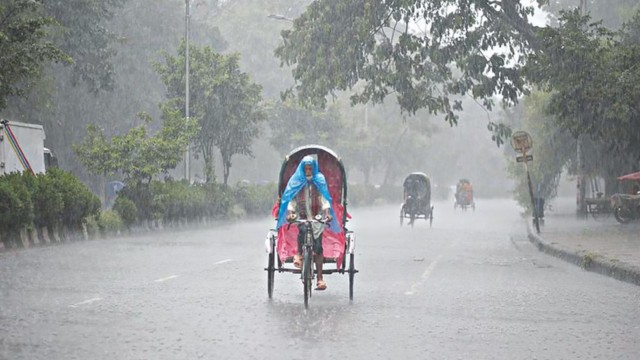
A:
[617,171,640,181]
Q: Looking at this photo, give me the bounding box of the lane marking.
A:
[69,297,102,308]
[215,259,232,265]
[154,275,179,283]
[405,254,443,295]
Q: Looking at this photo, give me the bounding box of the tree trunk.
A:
[29,228,39,246]
[222,153,232,186]
[199,142,216,183]
[39,226,51,244]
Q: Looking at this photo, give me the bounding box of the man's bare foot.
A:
[293,254,302,268]
[316,279,327,290]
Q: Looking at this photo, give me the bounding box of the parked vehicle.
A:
[610,171,640,224]
[0,120,56,175]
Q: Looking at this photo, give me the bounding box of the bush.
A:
[234,182,277,216]
[31,173,64,228]
[0,173,34,233]
[47,168,101,230]
[113,196,137,228]
[98,210,123,236]
[83,215,100,238]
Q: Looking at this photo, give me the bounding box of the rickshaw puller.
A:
[279,156,337,291]
[286,187,332,290]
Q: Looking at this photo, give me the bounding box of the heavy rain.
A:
[0,1,639,359]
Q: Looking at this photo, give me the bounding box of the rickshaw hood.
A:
[277,156,340,232]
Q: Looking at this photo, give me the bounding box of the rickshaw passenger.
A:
[407,179,420,200]
[277,156,338,291]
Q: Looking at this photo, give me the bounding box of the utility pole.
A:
[576,0,588,218]
[511,131,540,234]
[184,0,191,182]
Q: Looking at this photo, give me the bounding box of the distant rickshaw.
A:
[610,171,640,224]
[400,172,434,227]
[454,178,475,211]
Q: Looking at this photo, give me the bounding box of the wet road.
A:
[1,199,639,360]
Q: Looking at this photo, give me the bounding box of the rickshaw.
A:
[400,172,434,227]
[454,178,475,211]
[610,171,640,224]
[264,145,357,307]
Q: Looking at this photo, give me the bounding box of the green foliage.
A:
[73,107,196,184]
[113,196,137,228]
[150,180,206,223]
[156,42,266,185]
[0,170,100,240]
[507,92,576,209]
[83,215,100,238]
[274,0,546,126]
[545,0,639,29]
[43,0,127,92]
[29,173,64,227]
[0,0,70,110]
[267,99,344,154]
[47,168,101,229]
[526,9,640,162]
[0,173,33,235]
[97,210,123,236]
[234,182,277,216]
[114,180,237,227]
[2,0,226,188]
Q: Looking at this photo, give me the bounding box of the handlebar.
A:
[287,214,330,225]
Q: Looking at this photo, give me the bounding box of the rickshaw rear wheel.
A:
[267,241,275,299]
[429,206,434,227]
[348,253,355,300]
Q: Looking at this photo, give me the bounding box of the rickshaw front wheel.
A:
[302,249,313,308]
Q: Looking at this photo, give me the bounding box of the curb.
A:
[526,225,640,287]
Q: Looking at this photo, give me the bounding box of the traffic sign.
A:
[516,155,533,163]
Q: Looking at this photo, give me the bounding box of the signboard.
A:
[516,155,533,163]
[511,131,533,154]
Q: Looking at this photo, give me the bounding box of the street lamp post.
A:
[184,0,191,182]
[511,131,540,234]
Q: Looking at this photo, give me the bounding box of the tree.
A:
[526,9,640,163]
[545,0,640,29]
[2,0,226,188]
[43,0,127,93]
[156,42,265,185]
[507,92,576,209]
[73,106,195,186]
[0,0,69,110]
[267,99,344,155]
[274,0,546,140]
